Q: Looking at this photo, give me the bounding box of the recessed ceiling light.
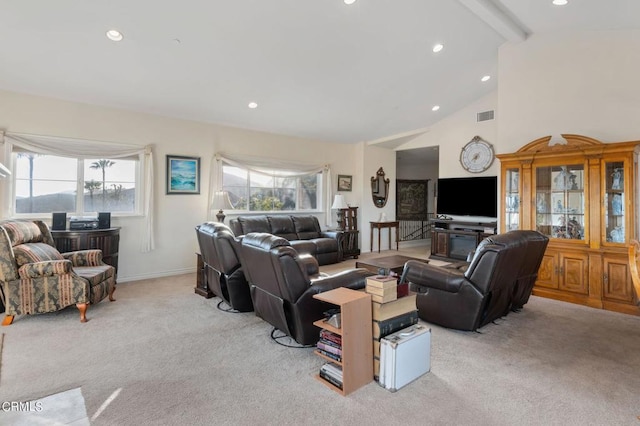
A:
[248,102,258,109]
[552,0,568,5]
[432,43,444,53]
[344,0,356,4]
[106,30,123,42]
[481,75,491,82]
[432,105,440,112]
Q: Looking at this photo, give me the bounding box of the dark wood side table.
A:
[195,252,213,298]
[51,227,120,276]
[370,221,399,253]
[341,207,360,259]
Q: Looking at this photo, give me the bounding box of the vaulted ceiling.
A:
[0,1,638,144]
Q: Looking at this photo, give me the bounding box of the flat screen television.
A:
[436,176,497,219]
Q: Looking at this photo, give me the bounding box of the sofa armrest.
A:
[320,230,341,240]
[293,269,373,338]
[17,260,73,279]
[62,250,104,267]
[401,260,466,293]
[308,268,372,293]
[298,254,320,276]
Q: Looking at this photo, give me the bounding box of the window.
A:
[14,152,139,215]
[222,163,321,212]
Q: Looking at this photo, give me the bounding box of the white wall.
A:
[0,89,362,282]
[498,29,640,149]
[361,143,396,253]
[397,30,640,164]
[397,91,499,178]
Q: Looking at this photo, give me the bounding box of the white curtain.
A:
[210,153,332,227]
[1,131,155,252]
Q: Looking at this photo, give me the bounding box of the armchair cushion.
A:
[74,265,114,287]
[13,243,64,266]
[18,260,72,279]
[62,250,104,267]
[2,220,44,246]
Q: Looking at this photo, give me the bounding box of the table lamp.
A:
[212,191,234,223]
[331,194,349,230]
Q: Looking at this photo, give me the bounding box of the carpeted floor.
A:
[0,248,639,425]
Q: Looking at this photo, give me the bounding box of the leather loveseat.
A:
[229,215,341,265]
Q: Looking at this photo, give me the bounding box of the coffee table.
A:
[355,254,428,276]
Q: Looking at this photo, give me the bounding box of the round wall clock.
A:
[460,136,495,173]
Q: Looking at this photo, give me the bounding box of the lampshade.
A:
[331,194,348,210]
[212,191,234,210]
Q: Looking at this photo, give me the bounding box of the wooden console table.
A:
[370,221,399,253]
[51,227,120,275]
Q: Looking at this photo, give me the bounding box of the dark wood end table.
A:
[355,254,428,276]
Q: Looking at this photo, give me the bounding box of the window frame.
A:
[221,161,323,213]
[10,151,144,218]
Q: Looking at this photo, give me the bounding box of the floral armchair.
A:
[0,219,116,325]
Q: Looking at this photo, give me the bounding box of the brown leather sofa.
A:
[400,230,549,331]
[195,222,253,312]
[239,232,372,345]
[230,215,342,265]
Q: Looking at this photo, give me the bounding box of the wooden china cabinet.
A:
[497,134,640,315]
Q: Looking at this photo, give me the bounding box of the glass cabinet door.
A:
[604,161,625,243]
[505,168,520,231]
[535,164,585,240]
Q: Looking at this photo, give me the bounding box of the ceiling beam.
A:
[367,127,429,149]
[458,0,528,43]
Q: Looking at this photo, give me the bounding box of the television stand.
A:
[430,219,497,261]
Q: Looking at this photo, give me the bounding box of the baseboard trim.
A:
[117,267,195,283]
[399,239,430,249]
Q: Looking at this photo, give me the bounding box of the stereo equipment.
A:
[51,212,67,230]
[69,216,99,230]
[98,212,111,229]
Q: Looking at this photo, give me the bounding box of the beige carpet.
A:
[0,248,639,425]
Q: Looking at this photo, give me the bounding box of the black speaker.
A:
[98,212,111,229]
[52,212,67,230]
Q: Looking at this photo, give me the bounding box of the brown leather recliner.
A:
[400,230,547,331]
[510,230,549,311]
[195,222,253,312]
[239,232,372,345]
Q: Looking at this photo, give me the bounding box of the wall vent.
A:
[477,110,495,122]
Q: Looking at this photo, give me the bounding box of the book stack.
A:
[316,329,342,363]
[365,275,397,303]
[319,362,343,390]
[368,277,418,381]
